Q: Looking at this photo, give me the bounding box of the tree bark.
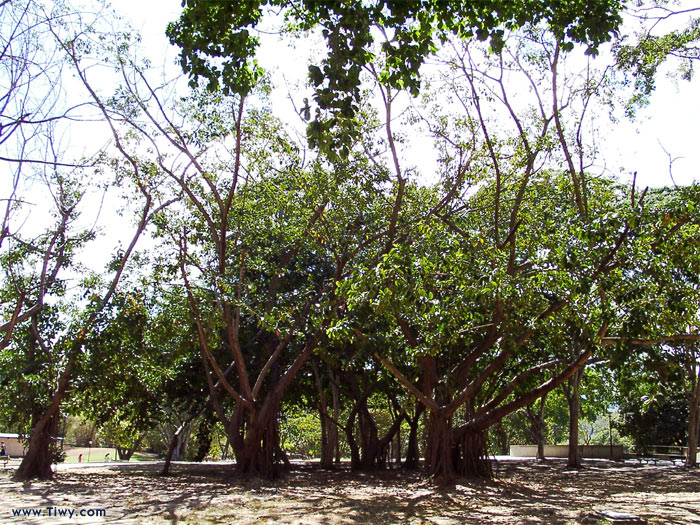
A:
[404,405,424,469]
[161,431,182,476]
[116,435,143,461]
[16,359,73,481]
[15,414,58,480]
[330,369,341,464]
[342,373,405,470]
[564,368,583,468]
[345,404,361,469]
[457,428,492,478]
[389,394,402,464]
[394,426,402,464]
[230,402,286,477]
[525,395,548,462]
[424,410,456,481]
[312,359,337,468]
[495,420,509,456]
[686,387,700,468]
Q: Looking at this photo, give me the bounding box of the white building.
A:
[0,433,26,457]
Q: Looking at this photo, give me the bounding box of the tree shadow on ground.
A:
[1,459,698,524]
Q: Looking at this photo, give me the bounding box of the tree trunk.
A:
[161,431,181,476]
[525,394,548,462]
[424,410,457,482]
[345,403,362,470]
[172,425,191,461]
[116,446,133,461]
[330,369,341,464]
[495,420,509,456]
[389,394,402,464]
[358,402,380,469]
[318,404,335,468]
[15,415,58,480]
[233,417,274,476]
[114,435,142,462]
[363,407,404,469]
[16,361,73,481]
[394,426,402,464]
[312,359,337,468]
[565,368,583,468]
[230,396,285,478]
[687,387,700,468]
[456,428,491,478]
[343,376,404,470]
[404,405,423,469]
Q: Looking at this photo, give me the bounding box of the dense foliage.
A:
[1,0,699,483]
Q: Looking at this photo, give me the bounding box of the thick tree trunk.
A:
[358,403,380,469]
[229,403,246,463]
[16,360,72,480]
[318,407,335,468]
[565,369,583,468]
[456,428,492,478]
[15,415,57,480]
[235,421,271,475]
[231,387,286,478]
[343,377,404,470]
[362,408,404,469]
[424,411,456,482]
[232,409,284,477]
[404,421,419,468]
[536,432,545,461]
[228,405,269,476]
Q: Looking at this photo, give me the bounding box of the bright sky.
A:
[0,0,696,296]
[113,0,699,190]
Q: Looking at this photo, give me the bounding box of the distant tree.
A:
[618,383,689,452]
[2,14,172,479]
[609,185,700,466]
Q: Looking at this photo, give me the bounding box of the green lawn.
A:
[62,446,159,463]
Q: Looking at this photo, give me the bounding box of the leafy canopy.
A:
[167,0,623,153]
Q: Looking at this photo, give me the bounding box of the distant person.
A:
[78,453,82,463]
[105,453,110,462]
[0,441,7,457]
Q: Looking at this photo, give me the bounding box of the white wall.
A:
[510,444,624,460]
[0,436,26,457]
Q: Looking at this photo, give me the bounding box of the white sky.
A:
[7,0,697,278]
[0,0,694,307]
[113,0,699,189]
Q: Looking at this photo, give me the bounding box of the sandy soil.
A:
[2,459,699,524]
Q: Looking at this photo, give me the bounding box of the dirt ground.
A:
[2,459,699,524]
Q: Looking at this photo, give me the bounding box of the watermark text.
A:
[11,506,106,519]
